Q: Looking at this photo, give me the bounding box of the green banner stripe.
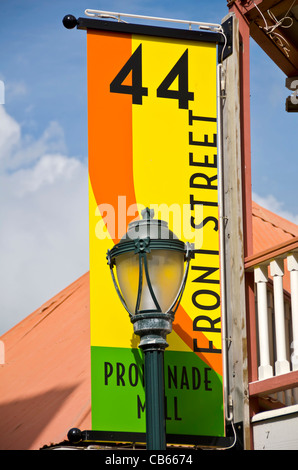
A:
[91,346,224,438]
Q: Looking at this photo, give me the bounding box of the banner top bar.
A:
[84,9,223,33]
[75,16,225,46]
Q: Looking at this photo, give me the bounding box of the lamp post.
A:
[107,207,193,450]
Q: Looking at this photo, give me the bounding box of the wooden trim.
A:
[249,370,298,397]
[230,1,298,76]
[225,8,254,449]
[250,21,298,77]
[241,0,295,19]
[245,236,298,270]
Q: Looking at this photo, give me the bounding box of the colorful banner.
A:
[87,25,224,443]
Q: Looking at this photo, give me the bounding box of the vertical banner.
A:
[87,23,224,443]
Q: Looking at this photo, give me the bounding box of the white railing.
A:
[245,237,298,406]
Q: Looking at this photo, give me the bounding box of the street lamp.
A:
[107,207,193,450]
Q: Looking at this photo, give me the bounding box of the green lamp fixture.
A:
[107,207,193,450]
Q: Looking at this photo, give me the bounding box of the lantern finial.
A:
[141,207,154,220]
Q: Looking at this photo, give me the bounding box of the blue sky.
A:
[0,0,297,334]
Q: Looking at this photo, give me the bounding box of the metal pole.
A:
[143,347,166,450]
[132,312,172,450]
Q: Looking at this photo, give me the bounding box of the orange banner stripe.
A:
[87,30,138,243]
[173,306,223,376]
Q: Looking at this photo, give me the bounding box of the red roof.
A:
[0,202,297,449]
[252,202,298,293]
[0,273,91,450]
[252,201,298,253]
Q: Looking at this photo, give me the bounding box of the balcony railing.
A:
[245,237,298,408]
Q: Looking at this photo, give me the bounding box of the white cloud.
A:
[0,111,67,172]
[0,105,88,335]
[0,105,20,159]
[252,192,298,225]
[8,153,81,196]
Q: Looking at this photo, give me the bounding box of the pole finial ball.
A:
[62,14,78,29]
[67,427,82,443]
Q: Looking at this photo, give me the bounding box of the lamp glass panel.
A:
[116,249,184,314]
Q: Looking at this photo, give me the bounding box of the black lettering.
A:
[165,396,182,421]
[192,367,201,390]
[116,362,125,386]
[193,339,222,354]
[180,366,189,389]
[189,132,217,147]
[190,172,217,190]
[188,110,217,125]
[157,49,194,109]
[190,215,218,231]
[192,266,219,284]
[204,368,212,391]
[137,395,145,419]
[104,362,113,386]
[189,152,217,168]
[168,365,177,389]
[165,396,171,421]
[193,316,222,354]
[174,396,182,421]
[128,363,138,387]
[110,44,148,105]
[193,315,221,332]
[192,290,220,310]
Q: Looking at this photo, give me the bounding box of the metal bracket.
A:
[218,16,233,62]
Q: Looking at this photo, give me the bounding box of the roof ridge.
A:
[18,284,83,341]
[252,212,298,238]
[252,201,298,238]
[3,282,85,351]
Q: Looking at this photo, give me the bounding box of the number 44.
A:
[110,44,194,109]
